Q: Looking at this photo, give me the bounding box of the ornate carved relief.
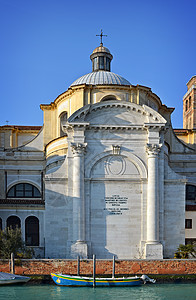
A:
[146,143,161,156]
[112,145,121,155]
[71,143,87,156]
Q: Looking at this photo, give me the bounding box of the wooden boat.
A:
[51,273,155,287]
[0,272,30,285]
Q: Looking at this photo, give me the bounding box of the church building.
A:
[0,39,196,259]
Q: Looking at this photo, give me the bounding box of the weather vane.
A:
[96,29,107,46]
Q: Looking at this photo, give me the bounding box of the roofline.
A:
[186,75,196,86]
[0,125,42,131]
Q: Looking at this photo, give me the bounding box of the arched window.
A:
[25,216,39,246]
[189,96,191,108]
[7,216,21,229]
[0,218,2,230]
[7,183,41,198]
[186,185,196,203]
[185,99,188,111]
[59,111,67,137]
[101,95,117,101]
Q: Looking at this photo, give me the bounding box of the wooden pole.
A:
[11,253,15,274]
[77,255,80,276]
[93,254,96,288]
[112,255,115,278]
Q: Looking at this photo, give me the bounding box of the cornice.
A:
[40,103,57,111]
[88,125,146,131]
[0,126,42,132]
[40,82,167,113]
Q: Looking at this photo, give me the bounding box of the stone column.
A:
[145,143,163,259]
[71,143,88,258]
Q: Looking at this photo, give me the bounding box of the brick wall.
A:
[0,259,196,275]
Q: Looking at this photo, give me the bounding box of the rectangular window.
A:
[185,219,192,229]
[186,185,196,200]
[99,57,104,69]
[106,57,110,71]
[185,238,196,246]
[93,57,98,71]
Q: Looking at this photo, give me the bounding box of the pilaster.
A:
[71,142,88,258]
[145,143,163,259]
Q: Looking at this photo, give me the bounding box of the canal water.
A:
[0,283,195,300]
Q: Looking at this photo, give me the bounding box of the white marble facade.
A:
[0,44,194,259]
[44,101,187,259]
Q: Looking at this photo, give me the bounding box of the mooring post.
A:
[112,255,115,278]
[77,255,80,276]
[11,253,15,274]
[93,254,96,288]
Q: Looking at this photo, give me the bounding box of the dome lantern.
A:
[90,30,113,72]
[70,31,131,87]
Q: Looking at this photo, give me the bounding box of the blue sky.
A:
[0,0,195,128]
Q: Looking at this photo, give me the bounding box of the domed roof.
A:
[70,71,131,87]
[92,45,111,55]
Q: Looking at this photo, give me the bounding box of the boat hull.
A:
[0,272,30,285]
[51,273,142,287]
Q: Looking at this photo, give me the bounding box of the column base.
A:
[144,242,163,259]
[71,241,88,259]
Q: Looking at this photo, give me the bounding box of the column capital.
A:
[146,143,161,156]
[71,143,87,156]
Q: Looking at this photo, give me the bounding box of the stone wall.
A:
[0,259,195,275]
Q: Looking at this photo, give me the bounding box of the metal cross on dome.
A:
[96,29,107,46]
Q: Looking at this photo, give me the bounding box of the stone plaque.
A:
[104,194,129,215]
